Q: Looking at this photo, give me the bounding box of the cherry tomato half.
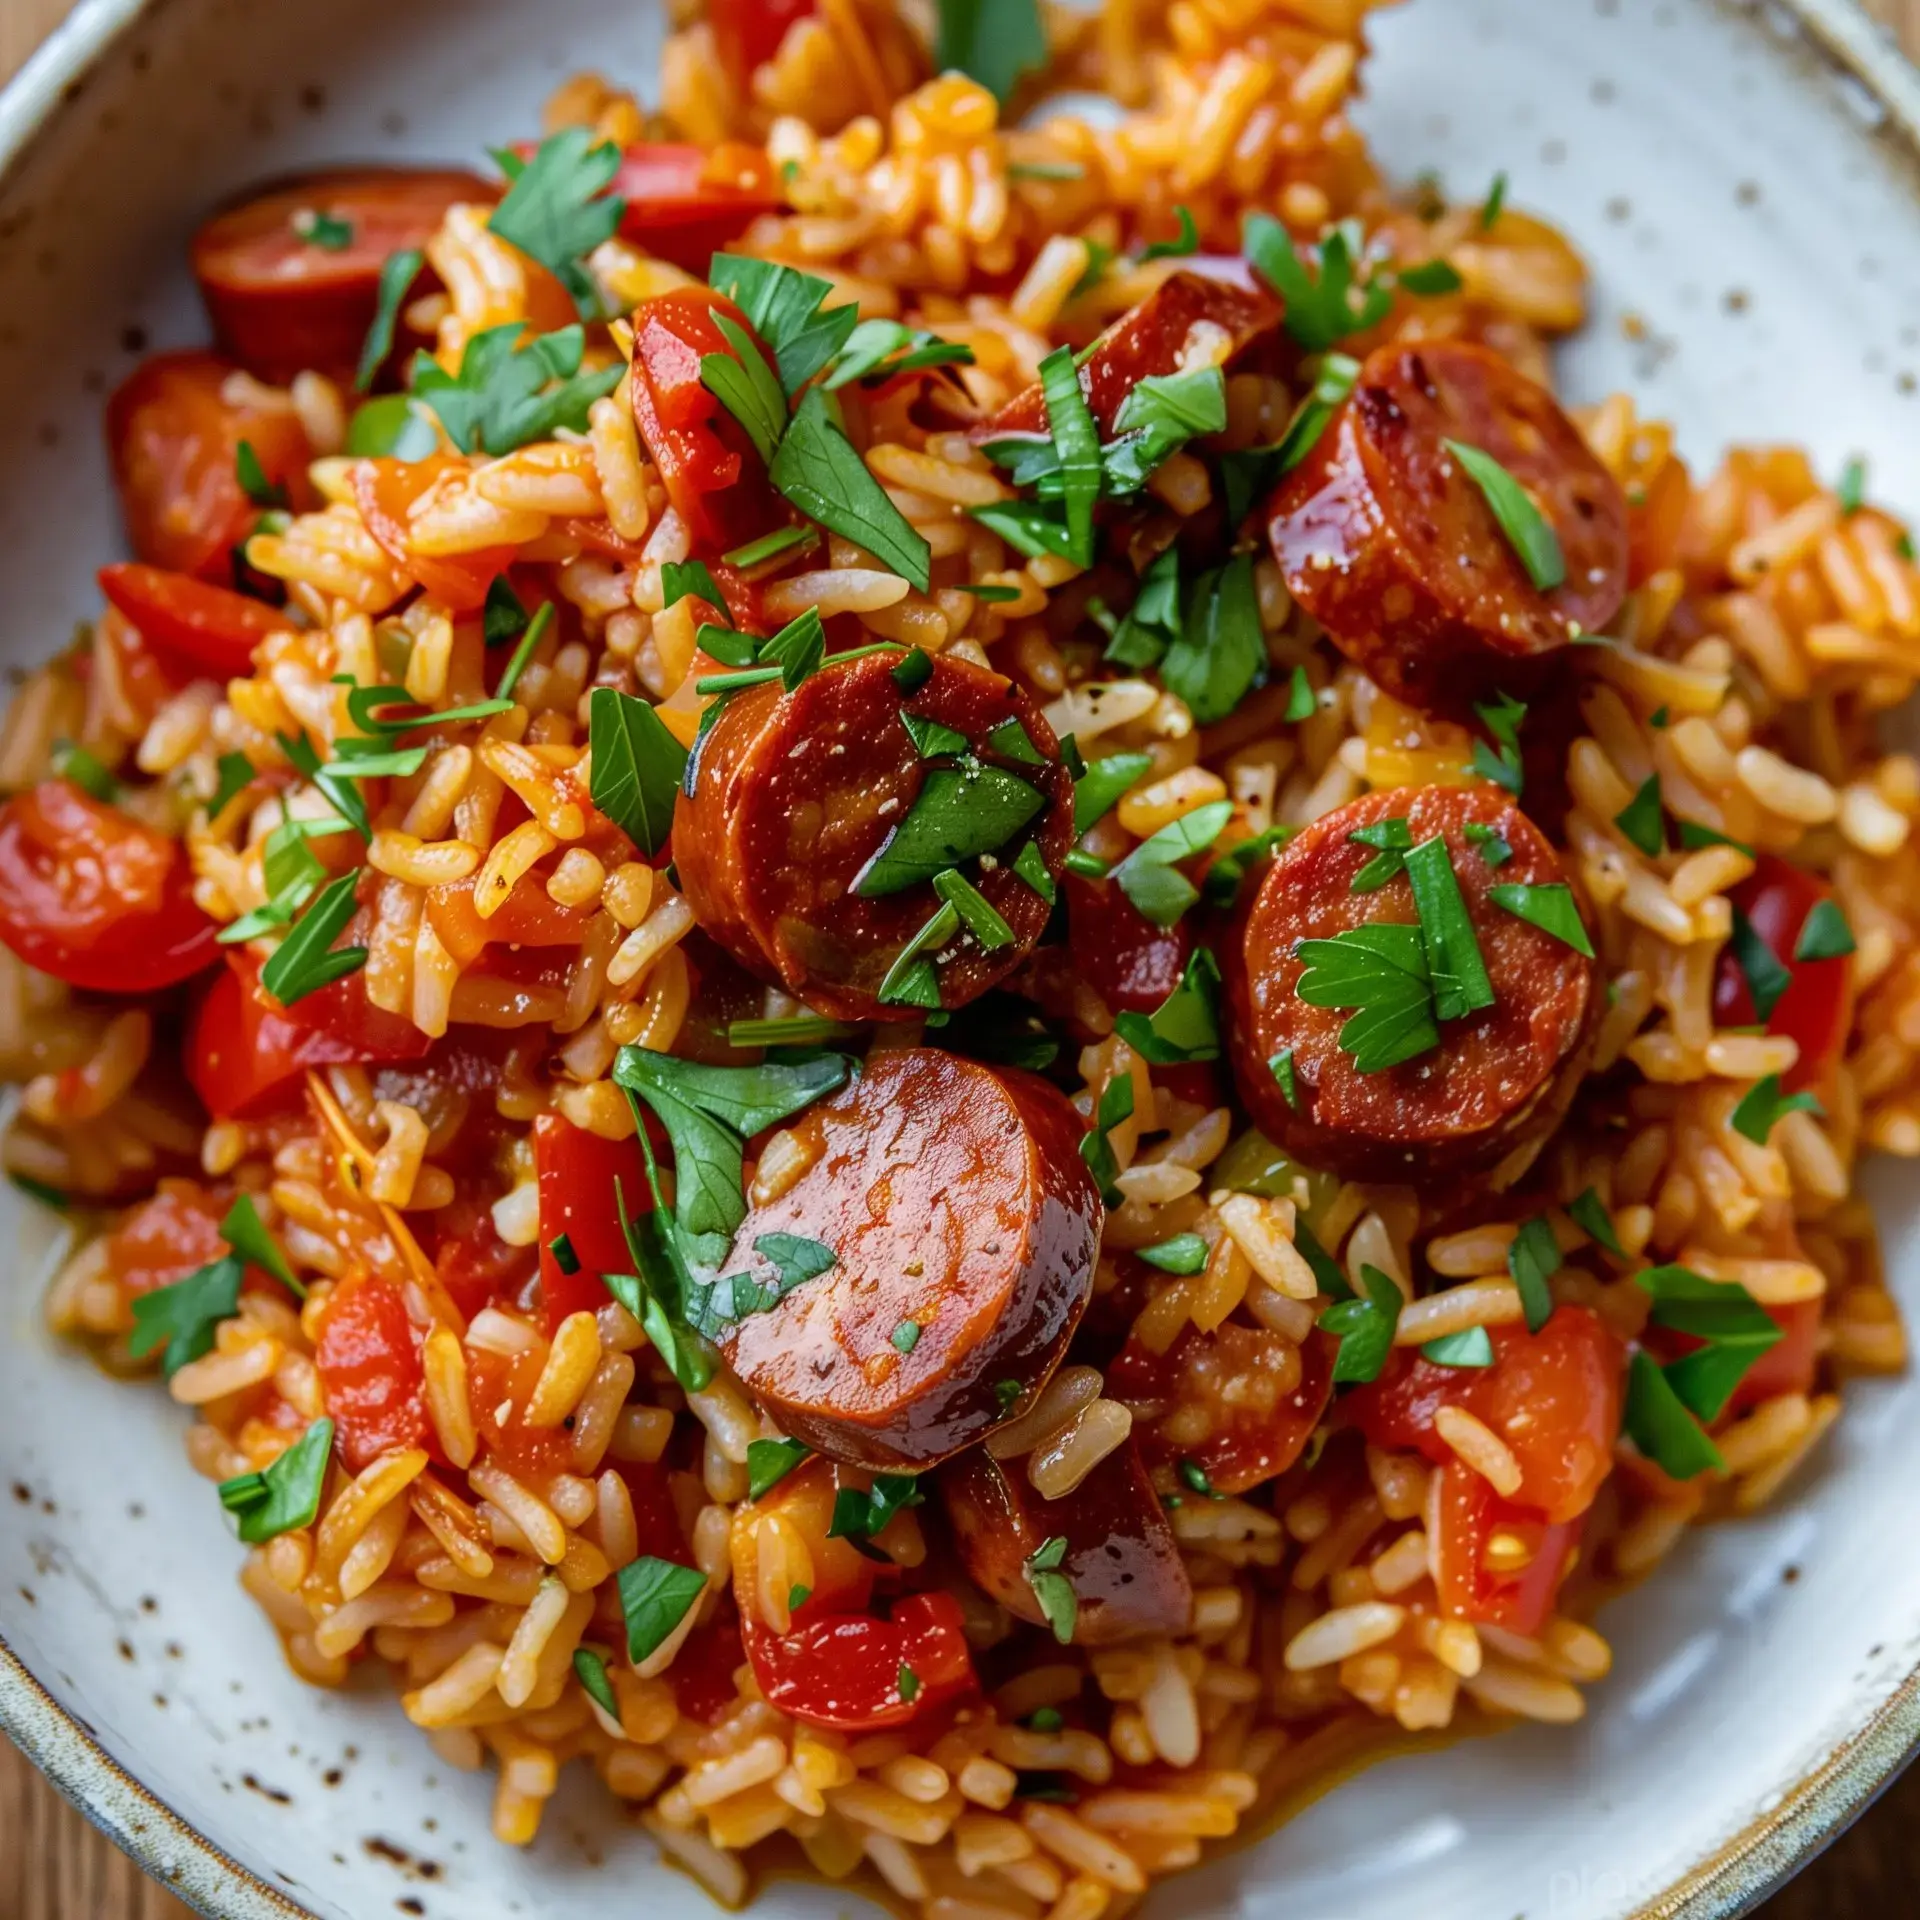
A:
[106,351,313,582]
[533,1111,652,1332]
[314,1272,433,1472]
[1713,853,1854,1095]
[1344,1305,1625,1526]
[741,1592,975,1733]
[628,290,785,556]
[186,953,432,1120]
[1430,1464,1584,1636]
[192,167,495,385]
[98,562,288,681]
[0,781,218,993]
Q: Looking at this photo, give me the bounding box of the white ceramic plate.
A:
[5,2,1920,1916]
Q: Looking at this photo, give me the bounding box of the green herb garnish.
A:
[1614,774,1665,858]
[615,1556,707,1663]
[588,687,685,857]
[1486,882,1594,957]
[489,128,625,318]
[1025,1535,1078,1645]
[1728,1073,1824,1146]
[218,1419,334,1545]
[1445,440,1565,592]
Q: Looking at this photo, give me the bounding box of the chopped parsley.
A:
[898,1663,922,1703]
[823,318,973,391]
[495,601,554,701]
[771,388,931,591]
[547,1232,581,1276]
[1463,821,1513,867]
[700,310,788,466]
[1108,799,1234,927]
[1323,1265,1404,1384]
[891,1319,922,1354]
[1078,1071,1135,1205]
[1623,1349,1724,1480]
[129,1255,243,1378]
[902,712,971,760]
[728,1013,857,1049]
[1445,440,1566,593]
[1295,923,1439,1074]
[355,246,425,392]
[1349,817,1412,894]
[1471,692,1527,795]
[1270,1048,1300,1112]
[746,1436,811,1501]
[1040,347,1101,567]
[1486,882,1595,957]
[615,1556,708,1663]
[932,0,1047,105]
[483,574,531,646]
[50,740,117,803]
[709,256,860,395]
[1138,206,1200,261]
[1072,749,1153,835]
[1793,898,1855,963]
[723,525,816,570]
[1177,1459,1222,1499]
[410,323,623,455]
[1506,1215,1560,1333]
[1136,1233,1209,1276]
[1614,773,1665,858]
[1726,907,1793,1020]
[1404,836,1494,1021]
[932,867,1017,950]
[830,1473,925,1546]
[1160,552,1264,726]
[573,1647,620,1718]
[234,439,288,510]
[1422,1326,1494,1368]
[218,1418,334,1545]
[260,871,367,1007]
[876,899,960,1010]
[1728,1073,1824,1146]
[587,687,686,857]
[294,207,354,251]
[1025,1535,1078,1644]
[856,763,1047,897]
[489,128,626,317]
[1634,1263,1783,1424]
[1837,455,1868,517]
[1243,215,1393,353]
[1481,171,1509,229]
[1396,257,1464,296]
[1569,1186,1625,1257]
[1677,820,1755,857]
[1112,949,1221,1063]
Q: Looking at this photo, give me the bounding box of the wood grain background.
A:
[5,0,1920,1913]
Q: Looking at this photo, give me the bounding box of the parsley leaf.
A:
[1105,547,1181,669]
[616,1556,707,1663]
[1103,367,1227,494]
[1422,1326,1494,1368]
[488,129,625,317]
[1506,1215,1560,1333]
[1025,1535,1078,1644]
[1445,440,1566,592]
[588,688,685,858]
[410,323,622,456]
[700,310,789,466]
[1109,799,1234,928]
[1794,898,1855,963]
[1322,1264,1403,1384]
[1614,773,1665,858]
[260,872,366,1007]
[855,763,1047,897]
[1073,750,1153,834]
[934,0,1048,105]
[1463,821,1512,867]
[1113,949,1221,1062]
[1838,455,1868,517]
[823,318,973,392]
[218,1419,334,1545]
[128,1254,243,1377]
[355,248,423,392]
[1039,346,1101,566]
[1569,1187,1624,1258]
[1404,836,1495,1022]
[709,255,861,396]
[1728,1073,1824,1146]
[1348,816,1411,894]
[771,389,932,591]
[876,900,959,1010]
[1159,552,1264,726]
[1726,907,1793,1020]
[235,440,288,510]
[932,867,1017,950]
[1138,206,1200,261]
[1634,1264,1783,1423]
[747,1437,810,1501]
[1244,216,1393,353]
[1623,1349,1724,1479]
[1295,923,1439,1073]
[1136,1233,1209,1275]
[830,1473,925,1546]
[1486,882,1594,958]
[1270,1048,1301,1111]
[573,1647,620,1718]
[1078,1071,1134,1205]
[1471,692,1527,796]
[51,740,117,803]
[220,1193,303,1299]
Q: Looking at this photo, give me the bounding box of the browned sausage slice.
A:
[939,1439,1192,1645]
[975,271,1280,441]
[676,652,1074,1024]
[192,168,495,384]
[719,1049,1102,1470]
[1222,785,1596,1189]
[1265,341,1629,718]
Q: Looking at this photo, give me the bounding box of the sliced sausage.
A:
[939,1438,1191,1645]
[1107,1323,1335,1496]
[1265,340,1629,718]
[1222,784,1596,1189]
[106,351,314,582]
[975,271,1280,442]
[677,651,1074,1023]
[717,1048,1103,1470]
[192,168,495,384]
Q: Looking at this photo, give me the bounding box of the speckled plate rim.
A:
[2,2,1920,1917]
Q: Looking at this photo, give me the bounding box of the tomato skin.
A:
[98,563,287,680]
[106,351,312,582]
[708,0,818,85]
[0,781,219,993]
[192,168,495,384]
[534,1112,652,1332]
[1431,1465,1583,1636]
[629,291,785,555]
[468,1338,578,1482]
[187,954,432,1120]
[106,1181,229,1299]
[740,1592,975,1733]
[426,874,596,968]
[610,144,782,273]
[351,455,518,612]
[1065,873,1191,1016]
[1713,854,1854,1095]
[313,1273,432,1472]
[1345,1306,1625,1526]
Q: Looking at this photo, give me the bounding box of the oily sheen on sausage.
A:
[1223,784,1596,1189]
[676,652,1073,1023]
[1265,341,1629,718]
[938,1439,1192,1645]
[718,1049,1102,1470]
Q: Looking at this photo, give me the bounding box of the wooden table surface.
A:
[7,0,1920,1913]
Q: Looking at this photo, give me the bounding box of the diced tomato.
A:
[534,1112,652,1332]
[106,1182,228,1298]
[106,350,313,582]
[313,1272,433,1472]
[1065,872,1191,1016]
[670,1615,746,1724]
[609,144,783,274]
[740,1594,975,1733]
[467,1337,577,1482]
[351,455,519,612]
[425,873,596,968]
[426,1191,536,1322]
[619,1458,689,1563]
[1713,853,1854,1095]
[1430,1464,1583,1636]
[1108,1323,1335,1495]
[628,290,785,555]
[1628,451,1692,589]
[95,606,187,721]
[191,168,495,384]
[1345,1306,1625,1525]
[98,563,288,680]
[0,781,219,993]
[186,954,431,1120]
[708,0,818,86]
